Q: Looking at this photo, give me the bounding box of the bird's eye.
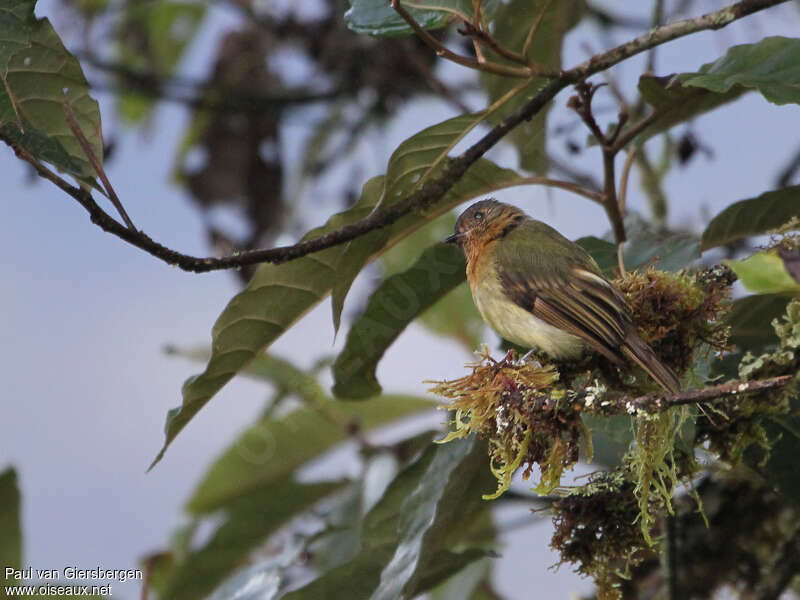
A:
[474,211,484,221]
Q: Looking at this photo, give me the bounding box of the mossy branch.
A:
[596,375,793,416]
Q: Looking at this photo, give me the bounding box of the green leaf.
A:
[0,0,103,181]
[700,186,800,250]
[187,395,433,514]
[162,480,341,600]
[116,1,206,122]
[480,0,583,173]
[582,414,633,467]
[623,233,700,273]
[0,468,21,590]
[333,243,466,399]
[284,438,492,600]
[726,251,800,295]
[577,231,700,276]
[344,0,472,37]
[151,158,526,468]
[332,113,490,333]
[681,37,800,106]
[727,294,791,352]
[636,73,746,142]
[762,415,800,507]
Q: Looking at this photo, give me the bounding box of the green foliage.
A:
[284,437,493,600]
[681,36,800,106]
[0,0,102,182]
[332,112,492,332]
[333,243,466,399]
[727,294,791,351]
[637,73,746,142]
[701,186,800,250]
[187,395,433,514]
[480,0,583,173]
[154,156,525,467]
[0,468,21,590]
[577,230,700,276]
[345,0,479,37]
[160,480,343,600]
[727,250,800,295]
[116,1,206,122]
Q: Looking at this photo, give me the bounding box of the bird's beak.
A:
[445,233,461,244]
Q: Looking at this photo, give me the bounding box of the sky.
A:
[1,1,800,599]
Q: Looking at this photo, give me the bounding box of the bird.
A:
[445,198,681,394]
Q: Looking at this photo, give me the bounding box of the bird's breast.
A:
[468,260,584,359]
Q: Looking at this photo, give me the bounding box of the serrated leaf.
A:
[152,158,526,468]
[187,395,432,514]
[480,0,583,173]
[332,113,489,333]
[681,36,800,106]
[162,480,341,600]
[345,0,472,37]
[636,73,745,142]
[333,243,466,399]
[727,294,791,352]
[727,250,800,295]
[0,0,103,181]
[284,438,492,600]
[0,468,21,590]
[701,186,800,250]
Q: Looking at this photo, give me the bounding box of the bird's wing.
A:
[495,223,631,363]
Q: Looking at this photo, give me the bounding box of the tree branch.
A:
[7,0,788,272]
[609,375,793,415]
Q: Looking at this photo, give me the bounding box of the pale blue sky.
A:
[2,1,799,598]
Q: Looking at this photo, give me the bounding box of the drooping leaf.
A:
[727,251,800,295]
[344,0,473,37]
[681,36,800,106]
[0,468,21,590]
[333,243,466,399]
[0,0,103,181]
[284,438,492,600]
[381,213,484,350]
[727,294,791,352]
[701,186,800,250]
[480,0,584,173]
[161,480,342,600]
[152,158,526,468]
[332,113,490,333]
[636,73,746,142]
[116,1,207,122]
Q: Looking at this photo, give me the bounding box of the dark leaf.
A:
[333,243,466,399]
[727,294,791,352]
[681,36,800,106]
[0,0,103,182]
[345,0,473,37]
[701,186,800,250]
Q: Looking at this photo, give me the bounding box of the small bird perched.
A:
[446,198,680,394]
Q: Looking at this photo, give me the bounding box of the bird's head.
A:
[446,199,526,254]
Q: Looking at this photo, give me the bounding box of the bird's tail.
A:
[621,330,681,395]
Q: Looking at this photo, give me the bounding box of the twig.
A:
[390,0,533,78]
[6,0,788,272]
[618,147,637,215]
[612,375,793,415]
[617,243,627,277]
[62,101,136,231]
[522,0,553,58]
